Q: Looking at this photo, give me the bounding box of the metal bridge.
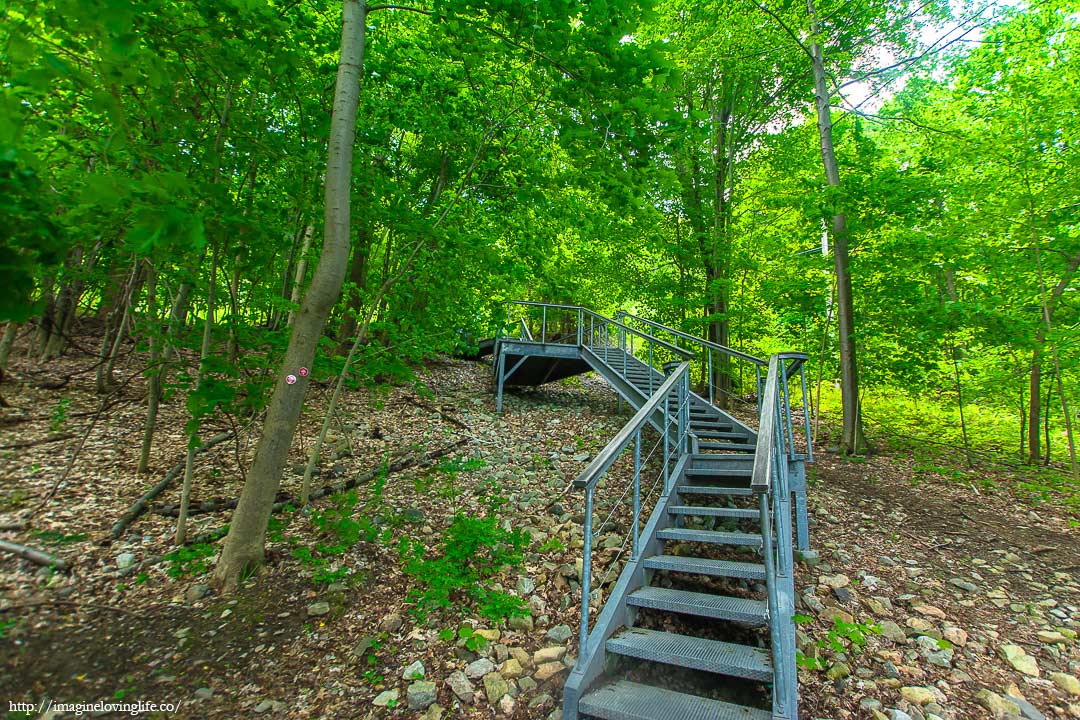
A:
[493,301,812,720]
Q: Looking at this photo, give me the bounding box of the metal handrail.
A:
[751,355,780,494]
[581,311,695,361]
[617,311,768,367]
[573,364,689,491]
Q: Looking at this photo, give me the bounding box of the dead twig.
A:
[0,538,69,570]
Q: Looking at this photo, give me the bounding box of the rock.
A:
[821,573,850,589]
[1006,694,1047,720]
[819,607,854,625]
[1000,644,1040,677]
[534,662,565,681]
[899,686,944,706]
[403,659,425,679]
[1036,630,1068,644]
[194,687,214,701]
[943,626,968,647]
[888,711,913,720]
[826,662,851,679]
[466,658,495,679]
[419,704,444,720]
[949,578,978,593]
[797,549,821,566]
[976,689,1021,719]
[306,601,330,617]
[509,646,532,669]
[498,695,516,715]
[373,689,399,707]
[879,620,907,644]
[533,646,567,664]
[508,614,534,632]
[516,577,537,595]
[529,693,555,710]
[501,658,524,679]
[186,583,210,602]
[1050,672,1080,696]
[117,552,137,569]
[519,676,538,693]
[573,452,590,462]
[407,681,438,710]
[834,587,855,604]
[351,636,376,658]
[913,604,947,620]
[547,624,573,643]
[446,671,474,703]
[475,628,501,642]
[380,613,404,633]
[482,672,509,703]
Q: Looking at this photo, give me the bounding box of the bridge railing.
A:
[571,362,692,654]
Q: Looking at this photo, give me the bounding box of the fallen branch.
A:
[105,431,235,542]
[0,539,69,570]
[0,599,148,618]
[115,439,468,575]
[0,432,75,450]
[153,438,469,517]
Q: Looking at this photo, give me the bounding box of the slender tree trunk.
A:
[1029,351,1042,465]
[813,279,836,444]
[138,264,160,474]
[0,323,17,370]
[808,0,863,454]
[227,253,242,363]
[177,250,218,546]
[214,0,366,591]
[287,224,315,328]
[1043,376,1051,466]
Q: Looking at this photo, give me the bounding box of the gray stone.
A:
[407,681,438,710]
[117,552,137,569]
[446,671,474,703]
[1005,694,1047,720]
[253,700,274,713]
[466,657,495,679]
[194,688,214,701]
[380,612,404,633]
[1050,672,1080,696]
[373,689,399,707]
[879,620,907,644]
[516,577,537,595]
[1000,644,1040,677]
[185,583,210,602]
[547,624,573,643]
[403,659,425,680]
[306,601,330,617]
[508,614,534,632]
[975,689,1021,719]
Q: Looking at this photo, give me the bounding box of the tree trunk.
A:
[138,264,160,474]
[287,224,315,328]
[213,0,366,592]
[808,0,864,454]
[335,229,371,354]
[0,323,17,370]
[177,250,217,546]
[1028,351,1042,465]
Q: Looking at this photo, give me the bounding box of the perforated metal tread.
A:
[694,430,752,440]
[658,528,762,547]
[668,505,759,519]
[698,442,757,452]
[678,485,754,497]
[627,586,768,624]
[579,679,773,720]
[685,467,753,478]
[644,554,767,580]
[607,627,772,681]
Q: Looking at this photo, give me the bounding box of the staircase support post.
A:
[496,350,506,413]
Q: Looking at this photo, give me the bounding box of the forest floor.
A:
[0,331,1079,720]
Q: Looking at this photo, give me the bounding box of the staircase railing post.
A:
[800,364,813,462]
[780,359,796,461]
[632,429,641,560]
[707,350,714,406]
[580,486,594,653]
[577,308,583,346]
[542,306,547,343]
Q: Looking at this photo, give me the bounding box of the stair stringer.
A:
[561,456,688,720]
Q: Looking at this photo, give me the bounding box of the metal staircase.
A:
[493,302,812,720]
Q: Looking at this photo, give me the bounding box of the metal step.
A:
[669,505,759,519]
[697,442,757,452]
[694,430,751,440]
[678,485,754,497]
[607,627,772,682]
[579,680,772,720]
[684,467,752,479]
[627,587,768,624]
[643,554,767,581]
[658,528,762,547]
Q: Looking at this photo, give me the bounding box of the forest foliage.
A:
[1,0,1077,484]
